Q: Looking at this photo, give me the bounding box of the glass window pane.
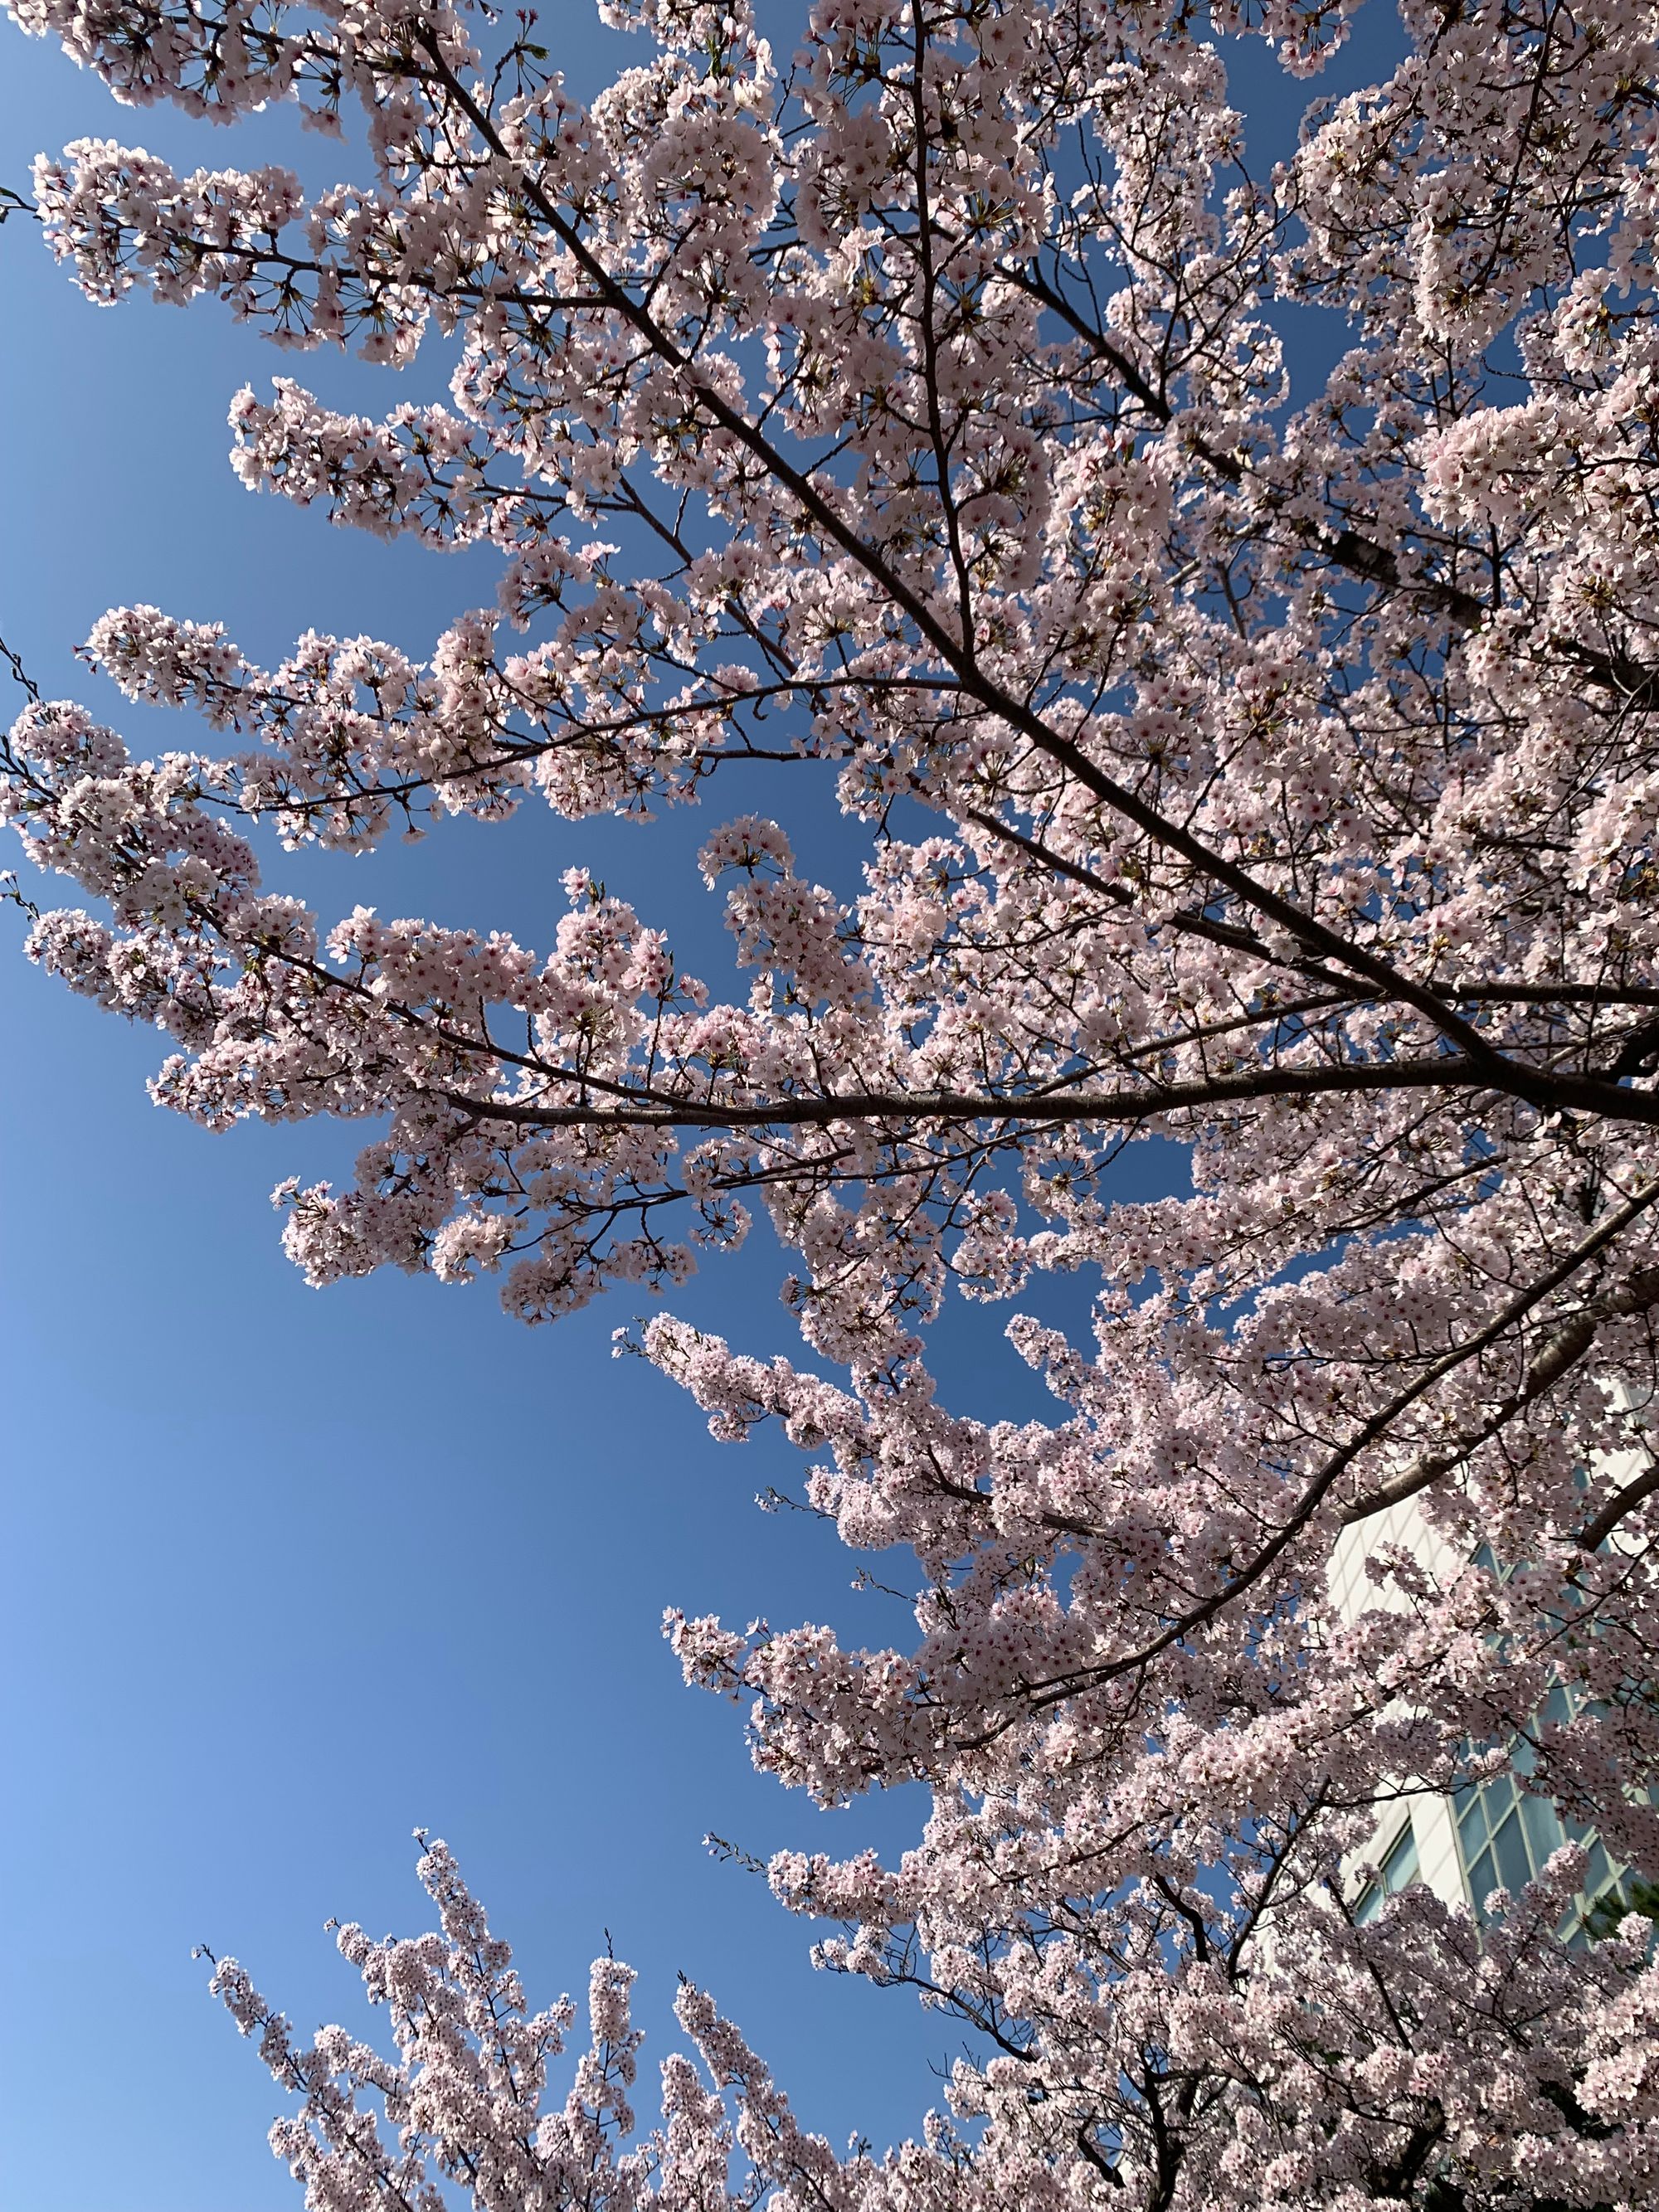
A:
[1469,1850,1496,1919]
[1584,1841,1612,1899]
[1383,1826,1419,1893]
[1355,1882,1381,1925]
[1458,1796,1487,1851]
[1520,1791,1563,1866]
[1493,1811,1533,1896]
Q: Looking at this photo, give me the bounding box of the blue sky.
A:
[0,9,1401,2205]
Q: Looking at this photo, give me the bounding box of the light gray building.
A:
[1330,1485,1631,1934]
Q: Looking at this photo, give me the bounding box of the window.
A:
[1454,1690,1619,1932]
[1454,1549,1626,1934]
[1354,1818,1420,1924]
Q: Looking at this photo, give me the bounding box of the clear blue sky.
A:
[0,12,1396,2206]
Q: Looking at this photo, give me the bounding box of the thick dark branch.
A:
[966,813,1659,1014]
[1340,1266,1659,1527]
[1578,1447,1659,1553]
[432,1053,1659,1135]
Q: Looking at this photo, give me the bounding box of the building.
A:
[1329,1485,1630,1935]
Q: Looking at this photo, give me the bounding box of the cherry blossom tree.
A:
[7,0,1659,2200]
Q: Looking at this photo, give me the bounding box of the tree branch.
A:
[998,1175,1659,1715]
[434,1054,1659,1133]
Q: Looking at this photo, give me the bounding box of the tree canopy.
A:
[7,0,1659,2201]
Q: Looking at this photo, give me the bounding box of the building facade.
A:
[1329,1485,1631,1933]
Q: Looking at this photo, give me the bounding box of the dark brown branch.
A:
[1578,1447,1659,1553]
[965,813,1659,1014]
[430,1053,1659,1135]
[1340,1266,1659,1527]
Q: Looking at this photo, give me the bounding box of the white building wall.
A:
[1330,1422,1646,1923]
[1328,1496,1470,1912]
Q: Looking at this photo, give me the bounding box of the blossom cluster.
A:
[207,1833,1659,2212]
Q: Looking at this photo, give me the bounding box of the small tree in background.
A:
[7,0,1659,2199]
